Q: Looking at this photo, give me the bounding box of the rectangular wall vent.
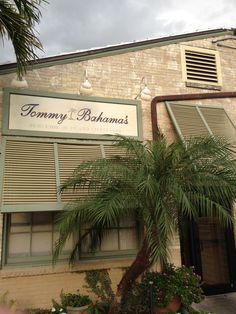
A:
[181,45,222,87]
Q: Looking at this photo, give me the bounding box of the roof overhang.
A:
[0,28,235,75]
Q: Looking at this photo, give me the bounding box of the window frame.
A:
[3,212,72,266]
[3,212,140,267]
[1,136,141,266]
[80,217,141,260]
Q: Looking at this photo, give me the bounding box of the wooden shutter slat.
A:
[3,141,58,204]
[103,145,126,158]
[200,108,236,144]
[167,104,209,139]
[58,144,103,201]
[167,103,236,144]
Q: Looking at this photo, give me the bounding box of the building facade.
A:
[0,28,236,308]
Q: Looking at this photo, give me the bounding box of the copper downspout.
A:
[151,92,236,140]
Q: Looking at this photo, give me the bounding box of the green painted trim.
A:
[29,213,32,257]
[54,143,61,203]
[3,88,143,141]
[2,92,10,139]
[3,88,140,105]
[223,108,236,129]
[0,139,6,211]
[136,99,143,140]
[165,102,186,143]
[4,256,68,267]
[1,214,8,268]
[0,29,234,75]
[100,144,105,158]
[80,249,137,260]
[3,130,141,141]
[196,106,213,135]
[4,135,115,145]
[1,202,63,213]
[3,251,135,267]
[4,251,70,267]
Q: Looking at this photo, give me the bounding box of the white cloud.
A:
[0,0,235,64]
[156,0,235,33]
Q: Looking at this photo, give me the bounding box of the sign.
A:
[6,92,141,139]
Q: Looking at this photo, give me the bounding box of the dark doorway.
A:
[180,216,236,295]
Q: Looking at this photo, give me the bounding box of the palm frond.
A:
[0,0,47,75]
[54,135,236,267]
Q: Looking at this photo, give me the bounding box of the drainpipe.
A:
[151,91,236,140]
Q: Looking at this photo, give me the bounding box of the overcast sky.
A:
[0,0,236,64]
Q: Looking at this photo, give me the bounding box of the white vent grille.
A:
[181,46,222,86]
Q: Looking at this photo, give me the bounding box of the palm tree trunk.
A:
[108,240,151,314]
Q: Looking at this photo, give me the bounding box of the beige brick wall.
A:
[0,34,236,308]
[0,261,128,309]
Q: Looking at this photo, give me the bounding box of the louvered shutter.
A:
[2,141,126,210]
[200,107,236,144]
[166,103,209,139]
[166,102,236,142]
[103,145,127,158]
[58,144,103,201]
[3,141,57,204]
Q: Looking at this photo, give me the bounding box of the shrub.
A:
[60,290,91,308]
[140,264,204,309]
[121,264,204,313]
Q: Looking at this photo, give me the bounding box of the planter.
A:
[154,296,181,314]
[66,305,89,314]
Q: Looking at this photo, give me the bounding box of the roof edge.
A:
[0,28,235,75]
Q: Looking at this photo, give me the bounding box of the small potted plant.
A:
[60,290,91,314]
[140,264,204,314]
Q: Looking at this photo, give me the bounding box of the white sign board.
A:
[8,94,140,138]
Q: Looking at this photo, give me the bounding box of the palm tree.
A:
[53,135,236,312]
[0,0,47,76]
